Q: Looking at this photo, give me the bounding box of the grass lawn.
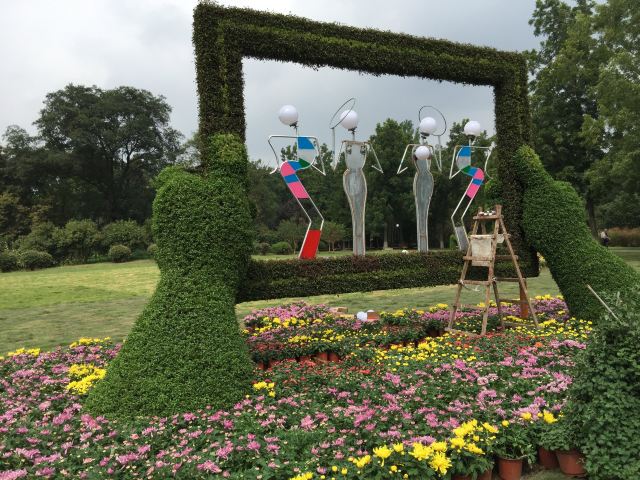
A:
[1,247,638,354]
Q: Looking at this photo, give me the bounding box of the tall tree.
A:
[35,84,183,222]
[527,0,607,232]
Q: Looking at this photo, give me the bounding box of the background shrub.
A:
[18,250,54,270]
[257,242,270,255]
[512,146,639,320]
[53,219,100,263]
[102,220,146,251]
[566,287,640,480]
[146,243,158,257]
[271,241,293,255]
[108,244,132,263]
[0,250,19,272]
[607,227,640,247]
[16,221,57,255]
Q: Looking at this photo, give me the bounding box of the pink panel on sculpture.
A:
[466,182,481,198]
[287,181,310,199]
[280,162,296,176]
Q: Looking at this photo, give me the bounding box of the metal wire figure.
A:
[449,121,494,252]
[329,99,383,256]
[397,106,447,252]
[268,105,325,259]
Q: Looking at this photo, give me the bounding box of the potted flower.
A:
[539,415,585,476]
[533,410,560,469]
[493,420,536,480]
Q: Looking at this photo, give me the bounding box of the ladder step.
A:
[455,303,485,309]
[463,256,493,262]
[498,298,525,304]
[472,214,500,220]
[495,277,521,282]
[460,280,491,286]
[495,254,518,260]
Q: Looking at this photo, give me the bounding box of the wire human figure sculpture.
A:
[449,120,494,252]
[330,99,383,256]
[397,106,447,253]
[268,105,325,259]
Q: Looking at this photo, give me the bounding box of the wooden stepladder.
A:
[447,205,539,336]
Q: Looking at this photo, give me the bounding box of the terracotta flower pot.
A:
[299,355,313,363]
[452,475,471,480]
[255,361,266,370]
[328,352,340,362]
[314,351,329,363]
[537,446,559,469]
[556,449,586,476]
[478,467,493,480]
[497,457,522,480]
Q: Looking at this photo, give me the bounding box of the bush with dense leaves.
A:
[565,287,640,480]
[271,241,293,255]
[16,221,57,255]
[53,219,101,263]
[108,244,132,263]
[0,250,19,272]
[146,243,158,257]
[512,146,639,320]
[18,250,54,270]
[86,134,255,420]
[101,220,146,250]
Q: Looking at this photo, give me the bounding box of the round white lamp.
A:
[464,120,482,137]
[339,110,359,131]
[278,105,298,126]
[419,116,438,135]
[414,145,432,161]
[356,311,367,321]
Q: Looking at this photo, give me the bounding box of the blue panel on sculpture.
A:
[297,136,314,150]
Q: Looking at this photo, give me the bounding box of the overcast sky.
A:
[0,1,541,165]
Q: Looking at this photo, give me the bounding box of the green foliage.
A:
[192,2,534,266]
[276,220,305,253]
[565,287,640,480]
[18,250,54,270]
[101,220,146,250]
[53,219,100,263]
[238,251,522,302]
[607,227,640,247]
[512,146,639,320]
[321,221,346,251]
[256,242,271,255]
[86,134,254,420]
[0,191,30,243]
[146,243,158,257]
[108,244,132,263]
[271,241,293,255]
[16,222,56,255]
[0,250,19,272]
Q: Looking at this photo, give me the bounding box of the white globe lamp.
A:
[278,104,298,126]
[339,110,359,131]
[414,145,432,161]
[464,120,482,137]
[419,116,438,135]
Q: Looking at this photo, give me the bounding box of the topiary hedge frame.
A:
[193,2,537,299]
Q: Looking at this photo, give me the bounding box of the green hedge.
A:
[86,134,255,420]
[512,146,639,320]
[238,251,528,302]
[192,2,536,272]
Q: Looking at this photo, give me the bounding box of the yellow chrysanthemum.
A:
[429,452,452,475]
[409,443,432,461]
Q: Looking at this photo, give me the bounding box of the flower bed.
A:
[0,297,591,479]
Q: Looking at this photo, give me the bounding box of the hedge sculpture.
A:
[86,135,255,419]
[513,146,639,320]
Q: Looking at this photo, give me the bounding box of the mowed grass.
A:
[1,248,638,353]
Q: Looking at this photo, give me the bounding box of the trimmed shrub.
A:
[147,243,158,257]
[566,288,640,480]
[86,134,255,420]
[237,251,523,302]
[108,244,132,263]
[271,241,293,255]
[257,242,271,255]
[18,250,54,270]
[0,250,19,272]
[102,220,146,250]
[512,146,639,320]
[53,219,100,263]
[192,2,535,269]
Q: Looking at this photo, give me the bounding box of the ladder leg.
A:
[448,283,463,331]
[492,280,504,328]
[481,284,491,335]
